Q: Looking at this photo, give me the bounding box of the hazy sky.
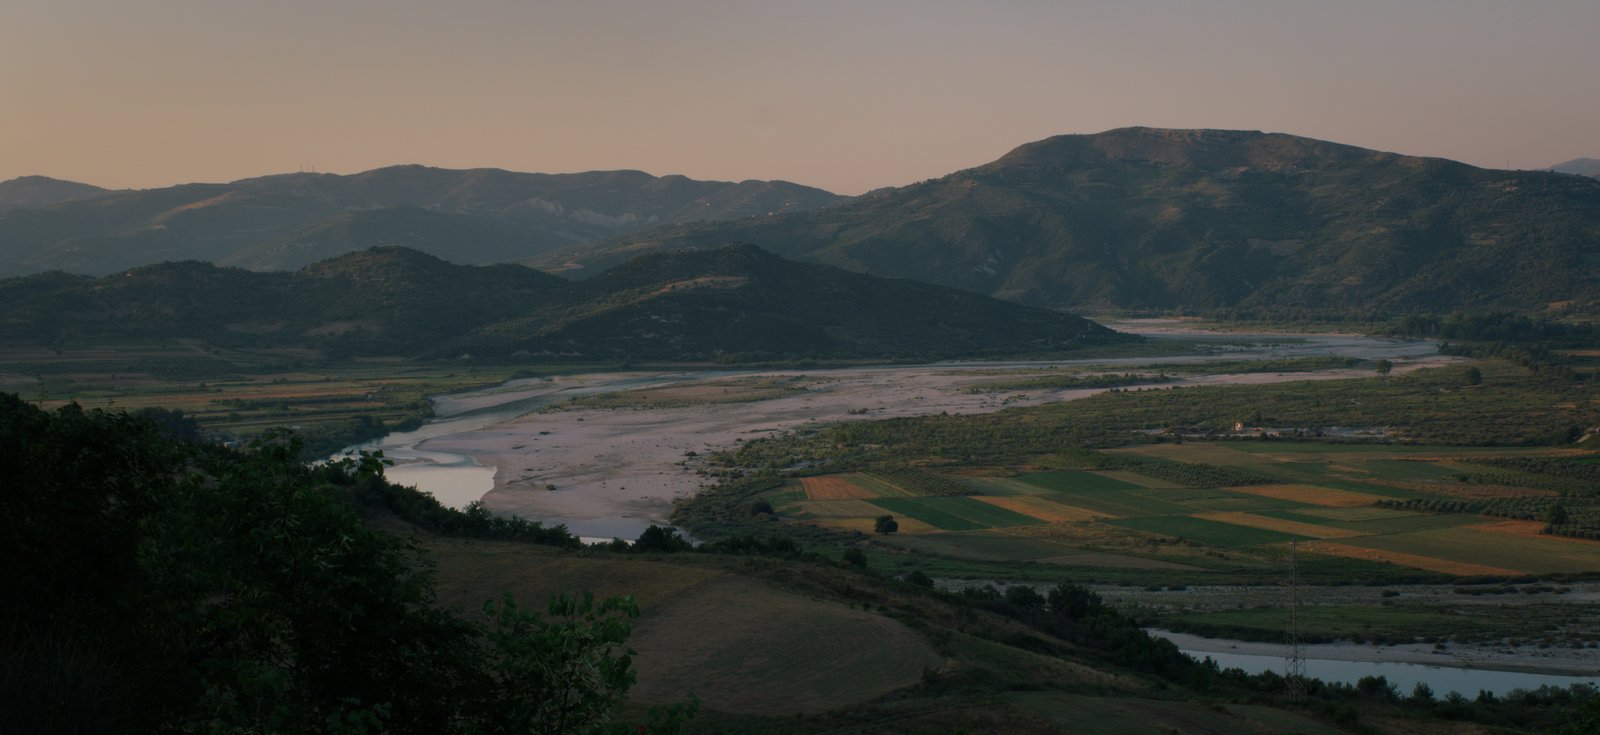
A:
[4,0,1596,194]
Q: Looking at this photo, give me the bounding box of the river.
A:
[1188,649,1596,696]
[347,325,1445,534]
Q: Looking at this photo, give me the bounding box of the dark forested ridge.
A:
[536,128,1600,315]
[0,244,1121,361]
[0,166,844,277]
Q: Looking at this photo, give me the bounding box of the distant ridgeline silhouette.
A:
[537,128,1600,316]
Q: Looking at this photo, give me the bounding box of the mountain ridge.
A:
[533,127,1600,315]
[0,244,1120,361]
[1550,158,1600,177]
[0,166,846,277]
[0,175,115,211]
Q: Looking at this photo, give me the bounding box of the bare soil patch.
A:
[1296,540,1522,576]
[1473,519,1600,546]
[1228,484,1386,508]
[801,475,873,500]
[975,495,1103,523]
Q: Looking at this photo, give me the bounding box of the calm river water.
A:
[1177,646,1597,696]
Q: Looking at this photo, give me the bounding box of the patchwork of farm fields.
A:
[768,443,1600,578]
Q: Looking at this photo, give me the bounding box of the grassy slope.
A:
[417,530,1500,734]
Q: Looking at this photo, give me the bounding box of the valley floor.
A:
[394,328,1448,538]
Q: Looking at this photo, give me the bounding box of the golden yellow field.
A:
[1472,519,1600,544]
[1296,540,1521,576]
[974,495,1103,523]
[1195,511,1368,539]
[801,475,874,500]
[1227,484,1387,507]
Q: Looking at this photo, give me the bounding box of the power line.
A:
[1286,540,1307,700]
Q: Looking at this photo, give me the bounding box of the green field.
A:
[960,476,1053,496]
[1017,473,1196,515]
[1018,470,1147,493]
[1107,515,1311,548]
[870,496,1043,531]
[1348,527,1600,575]
[766,440,1600,580]
[1259,509,1482,534]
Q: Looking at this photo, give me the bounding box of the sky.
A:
[3,0,1597,195]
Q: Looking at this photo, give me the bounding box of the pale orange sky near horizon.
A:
[3,0,1596,195]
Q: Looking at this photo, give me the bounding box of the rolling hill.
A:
[1551,158,1600,177]
[0,245,1121,361]
[0,166,845,277]
[0,176,114,211]
[535,128,1600,315]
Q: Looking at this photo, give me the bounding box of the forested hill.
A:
[533,128,1600,316]
[0,245,1122,361]
[0,166,845,277]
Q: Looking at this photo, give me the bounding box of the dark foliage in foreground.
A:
[0,394,686,733]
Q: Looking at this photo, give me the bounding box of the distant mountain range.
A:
[10,131,1599,318]
[0,166,844,277]
[0,176,115,211]
[535,128,1600,315]
[0,245,1120,361]
[1550,158,1600,178]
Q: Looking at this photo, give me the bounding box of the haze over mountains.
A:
[0,245,1117,361]
[0,176,115,211]
[1551,158,1600,178]
[540,128,1600,315]
[0,166,843,277]
[7,128,1599,318]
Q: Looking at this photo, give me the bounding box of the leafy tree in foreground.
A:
[0,394,686,733]
[874,514,899,534]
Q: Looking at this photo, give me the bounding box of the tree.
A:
[479,592,698,735]
[873,514,899,534]
[0,395,692,734]
[1375,359,1393,377]
[634,525,692,553]
[1546,503,1570,526]
[841,547,868,568]
[1004,585,1046,610]
[1464,366,1484,386]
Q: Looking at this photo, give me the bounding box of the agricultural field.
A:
[762,442,1600,581]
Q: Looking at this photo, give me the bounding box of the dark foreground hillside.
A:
[540,127,1600,315]
[0,244,1123,361]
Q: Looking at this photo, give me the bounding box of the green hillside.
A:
[537,128,1600,315]
[0,245,1122,361]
